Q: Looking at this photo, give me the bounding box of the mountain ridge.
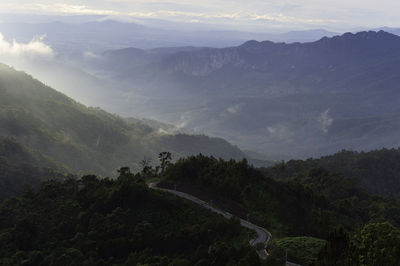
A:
[83,30,400,159]
[0,63,249,179]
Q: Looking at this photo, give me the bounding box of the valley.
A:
[1,9,400,266]
[72,30,400,159]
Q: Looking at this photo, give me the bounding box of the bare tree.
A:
[158,152,172,176]
[140,157,153,177]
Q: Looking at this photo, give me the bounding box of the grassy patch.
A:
[273,236,326,265]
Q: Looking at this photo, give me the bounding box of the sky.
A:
[0,0,399,31]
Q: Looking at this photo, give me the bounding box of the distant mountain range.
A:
[0,20,340,54]
[3,20,400,159]
[376,27,400,37]
[84,30,400,159]
[2,18,399,57]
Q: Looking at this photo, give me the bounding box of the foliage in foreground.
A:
[163,154,400,264]
[0,169,262,266]
[273,237,326,265]
[163,155,400,237]
[263,148,400,199]
[317,223,400,266]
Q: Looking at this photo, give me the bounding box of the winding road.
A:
[149,183,271,259]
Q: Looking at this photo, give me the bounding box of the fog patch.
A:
[176,114,189,129]
[318,109,333,133]
[227,105,241,114]
[267,125,294,140]
[157,128,171,135]
[0,33,54,59]
[267,127,277,134]
[83,51,100,60]
[221,104,243,118]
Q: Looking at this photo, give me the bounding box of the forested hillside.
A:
[0,169,262,266]
[263,148,400,199]
[1,6,400,266]
[0,63,246,179]
[161,155,400,264]
[0,137,66,199]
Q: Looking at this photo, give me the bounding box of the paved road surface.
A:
[149,183,271,259]
[286,262,302,266]
[149,183,302,264]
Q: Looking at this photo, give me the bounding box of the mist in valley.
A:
[1,11,400,162]
[3,3,400,266]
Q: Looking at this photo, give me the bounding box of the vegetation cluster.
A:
[162,154,400,264]
[0,168,262,266]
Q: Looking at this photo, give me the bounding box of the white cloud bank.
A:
[0,33,54,59]
[0,3,334,25]
[2,0,400,30]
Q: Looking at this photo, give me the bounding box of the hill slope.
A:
[0,63,246,179]
[0,137,66,198]
[0,171,259,265]
[263,148,400,199]
[161,155,400,264]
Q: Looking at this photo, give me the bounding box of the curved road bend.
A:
[149,183,271,259]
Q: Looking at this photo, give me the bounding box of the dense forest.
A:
[0,137,67,199]
[1,150,400,265]
[262,148,400,198]
[0,168,265,266]
[162,154,400,264]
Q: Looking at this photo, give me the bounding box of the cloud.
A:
[2,0,400,31]
[176,114,189,129]
[250,13,337,24]
[227,107,237,114]
[0,3,338,27]
[226,104,243,114]
[267,125,294,139]
[0,33,54,59]
[83,51,100,60]
[36,4,118,15]
[317,109,333,133]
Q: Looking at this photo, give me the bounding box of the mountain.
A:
[91,46,204,76]
[271,29,338,43]
[127,30,400,95]
[262,148,400,199]
[0,63,247,181]
[376,27,400,37]
[87,31,400,159]
[0,19,339,56]
[0,137,66,198]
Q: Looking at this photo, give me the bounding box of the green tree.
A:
[159,152,172,175]
[317,226,357,266]
[357,222,400,266]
